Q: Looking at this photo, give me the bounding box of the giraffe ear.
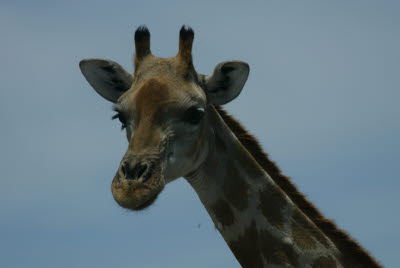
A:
[79,59,133,103]
[199,61,249,105]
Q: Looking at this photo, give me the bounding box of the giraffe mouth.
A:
[111,163,165,210]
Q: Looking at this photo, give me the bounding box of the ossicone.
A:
[134,25,151,61]
[178,25,194,63]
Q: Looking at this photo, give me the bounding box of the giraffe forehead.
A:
[135,57,175,78]
[135,79,173,110]
[134,55,194,81]
[128,78,189,119]
[119,56,205,115]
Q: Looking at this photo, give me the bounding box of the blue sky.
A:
[0,1,399,267]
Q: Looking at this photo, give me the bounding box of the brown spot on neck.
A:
[258,185,286,230]
[259,228,299,266]
[229,221,299,267]
[228,221,264,268]
[292,210,330,249]
[222,163,250,211]
[209,199,236,227]
[291,211,317,250]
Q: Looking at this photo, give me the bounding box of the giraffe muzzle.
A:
[111,158,165,210]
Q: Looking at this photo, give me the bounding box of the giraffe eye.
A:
[184,107,205,125]
[112,112,127,130]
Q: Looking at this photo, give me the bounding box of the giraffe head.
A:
[80,26,249,210]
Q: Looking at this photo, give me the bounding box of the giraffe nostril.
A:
[137,164,148,179]
[120,161,150,181]
[143,164,154,182]
[120,159,154,182]
[120,161,128,178]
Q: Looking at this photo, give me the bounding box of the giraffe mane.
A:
[215,105,382,268]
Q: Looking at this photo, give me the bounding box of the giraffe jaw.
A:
[111,165,165,210]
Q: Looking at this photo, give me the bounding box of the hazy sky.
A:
[1,1,399,267]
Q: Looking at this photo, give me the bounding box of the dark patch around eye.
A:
[184,107,205,124]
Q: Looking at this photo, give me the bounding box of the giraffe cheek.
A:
[184,131,209,171]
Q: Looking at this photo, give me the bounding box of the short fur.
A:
[215,106,382,268]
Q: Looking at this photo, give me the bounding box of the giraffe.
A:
[79,26,381,267]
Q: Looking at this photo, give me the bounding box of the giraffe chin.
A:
[111,169,165,211]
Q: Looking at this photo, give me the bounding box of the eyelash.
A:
[184,106,205,125]
[112,112,127,130]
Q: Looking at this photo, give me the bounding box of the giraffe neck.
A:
[185,105,343,268]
